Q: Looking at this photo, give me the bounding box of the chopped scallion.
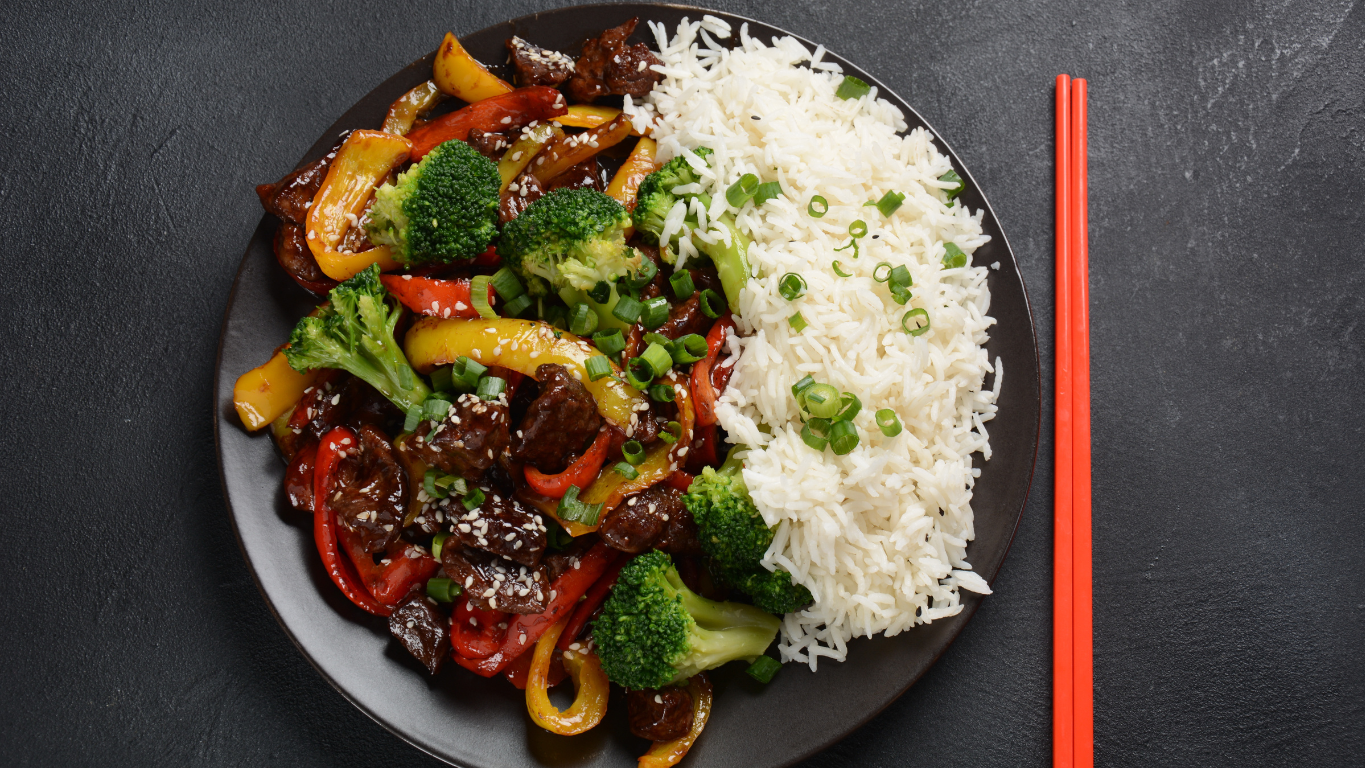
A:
[403,406,423,433]
[501,293,533,317]
[670,270,696,300]
[835,75,871,100]
[807,195,828,218]
[640,296,670,329]
[584,355,612,381]
[462,487,485,511]
[788,312,808,333]
[874,190,906,217]
[828,419,859,455]
[778,272,807,301]
[649,383,676,403]
[801,383,841,419]
[556,485,603,525]
[626,358,654,390]
[726,173,759,207]
[626,258,658,290]
[661,421,682,444]
[613,461,639,480]
[622,440,646,466]
[569,303,598,336]
[873,262,893,283]
[670,333,707,364]
[888,265,912,288]
[490,267,525,300]
[475,375,505,401]
[832,260,852,278]
[942,243,968,269]
[612,294,644,324]
[431,531,451,560]
[429,366,453,392]
[424,469,447,500]
[902,308,931,336]
[939,169,965,199]
[801,418,831,451]
[452,356,487,389]
[849,220,868,239]
[426,576,459,603]
[423,397,452,421]
[875,408,903,437]
[588,280,612,304]
[836,392,862,422]
[753,181,783,206]
[791,375,816,399]
[592,329,626,356]
[746,655,782,684]
[469,275,496,318]
[639,343,673,377]
[889,283,912,305]
[699,289,724,319]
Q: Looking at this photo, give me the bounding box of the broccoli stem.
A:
[558,283,631,332]
[694,216,751,313]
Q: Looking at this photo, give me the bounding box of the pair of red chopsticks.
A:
[1054,75,1091,768]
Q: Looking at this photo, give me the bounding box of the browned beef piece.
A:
[687,266,724,295]
[626,686,694,741]
[566,18,663,102]
[441,546,549,614]
[255,140,341,223]
[598,484,699,555]
[330,425,408,552]
[499,171,545,224]
[388,591,450,674]
[540,537,596,582]
[467,128,513,161]
[273,222,333,292]
[438,486,547,567]
[511,364,602,474]
[506,36,576,87]
[414,392,511,480]
[654,293,709,341]
[544,156,603,193]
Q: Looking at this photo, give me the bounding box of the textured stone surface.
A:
[0,0,1361,766]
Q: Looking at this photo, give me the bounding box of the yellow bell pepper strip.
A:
[638,674,713,767]
[381,80,448,136]
[305,130,410,281]
[403,317,646,429]
[233,346,320,431]
[526,615,610,736]
[532,114,633,184]
[580,372,695,518]
[607,136,659,240]
[432,31,514,102]
[497,123,558,193]
[556,104,651,137]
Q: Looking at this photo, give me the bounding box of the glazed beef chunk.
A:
[466,128,512,161]
[599,484,701,555]
[511,364,602,474]
[500,171,545,224]
[273,222,332,291]
[544,156,604,193]
[626,686,694,742]
[414,392,511,480]
[566,17,663,102]
[506,36,576,87]
[437,487,548,567]
[330,425,408,552]
[441,546,550,614]
[255,143,337,224]
[388,591,450,674]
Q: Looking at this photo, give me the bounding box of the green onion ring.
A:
[902,308,930,336]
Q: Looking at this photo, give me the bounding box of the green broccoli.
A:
[365,138,499,266]
[498,187,644,293]
[630,147,750,313]
[283,263,431,412]
[594,550,781,690]
[685,450,814,615]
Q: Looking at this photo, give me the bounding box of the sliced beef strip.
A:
[511,363,602,474]
[388,591,450,674]
[566,18,662,102]
[438,486,548,567]
[654,293,709,341]
[499,171,545,224]
[467,128,513,161]
[598,484,698,555]
[330,425,408,552]
[603,40,664,99]
[506,36,575,87]
[414,392,511,480]
[544,156,604,193]
[541,537,596,583]
[626,686,694,741]
[442,546,549,614]
[273,222,333,291]
[255,138,342,224]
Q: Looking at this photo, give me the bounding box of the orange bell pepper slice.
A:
[638,674,713,767]
[556,104,651,137]
[525,615,610,736]
[432,32,514,103]
[532,113,633,183]
[305,130,410,281]
[233,345,320,431]
[381,80,447,136]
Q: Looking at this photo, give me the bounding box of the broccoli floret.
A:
[594,550,780,690]
[685,451,814,615]
[498,188,643,292]
[365,139,499,266]
[283,263,431,412]
[632,147,713,246]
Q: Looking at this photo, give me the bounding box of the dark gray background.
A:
[1,0,1361,766]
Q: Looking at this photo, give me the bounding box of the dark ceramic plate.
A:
[213,4,1041,766]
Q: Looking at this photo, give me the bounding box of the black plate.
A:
[213,4,1041,766]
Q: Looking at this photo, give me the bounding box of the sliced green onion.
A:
[791,375,816,399]
[640,296,670,329]
[626,358,654,390]
[429,366,453,392]
[670,270,696,300]
[424,469,448,500]
[942,242,968,269]
[670,333,707,364]
[835,75,871,100]
[426,576,459,603]
[828,419,859,455]
[699,289,725,319]
[889,283,912,305]
[807,195,828,218]
[584,355,613,381]
[888,265,912,288]
[643,332,672,348]
[874,190,906,218]
[753,181,783,206]
[726,173,759,207]
[902,308,930,336]
[569,303,598,336]
[875,408,903,437]
[778,273,807,301]
[801,418,831,451]
[649,383,676,403]
[556,485,603,526]
[939,169,965,199]
[832,260,852,278]
[660,421,682,444]
[613,461,639,480]
[475,375,506,401]
[849,220,868,239]
[626,258,658,290]
[788,312,808,333]
[501,293,533,317]
[639,343,673,377]
[462,487,485,511]
[431,531,451,560]
[588,280,612,304]
[746,656,782,684]
[403,406,423,433]
[490,267,525,300]
[622,440,646,466]
[592,329,626,356]
[873,262,893,282]
[801,383,841,419]
[834,239,859,258]
[544,303,569,330]
[836,392,862,422]
[452,356,487,388]
[469,275,496,319]
[423,397,452,421]
[434,473,465,494]
[612,294,644,324]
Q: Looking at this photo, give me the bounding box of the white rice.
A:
[629,19,1001,669]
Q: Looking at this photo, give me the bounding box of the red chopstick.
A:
[1054,74,1092,768]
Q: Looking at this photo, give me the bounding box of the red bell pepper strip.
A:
[450,542,621,677]
[665,470,693,493]
[556,557,627,650]
[379,274,490,319]
[336,525,440,607]
[524,427,612,498]
[451,597,509,660]
[691,316,735,427]
[473,245,501,267]
[406,87,568,161]
[313,427,390,616]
